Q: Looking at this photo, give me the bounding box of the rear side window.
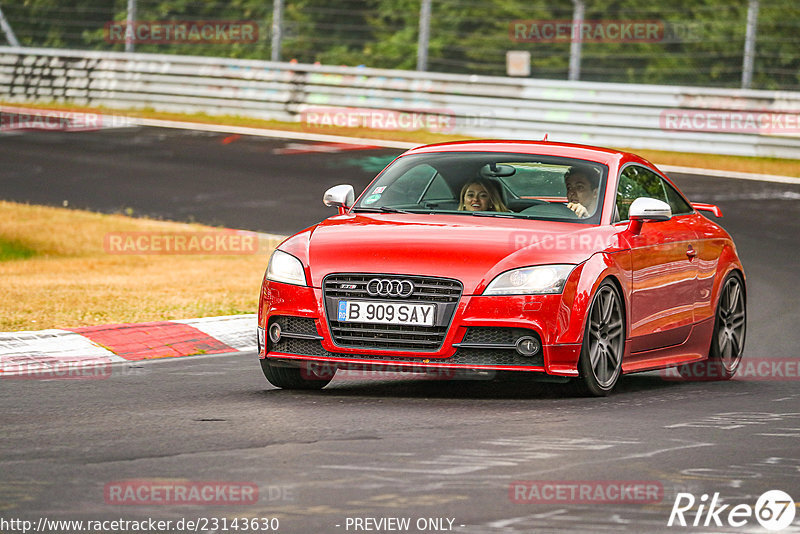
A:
[663,180,693,215]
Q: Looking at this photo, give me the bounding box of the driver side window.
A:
[616,165,668,221]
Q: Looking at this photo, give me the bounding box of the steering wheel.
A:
[520,202,580,218]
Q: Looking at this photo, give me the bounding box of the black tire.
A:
[574,281,625,397]
[678,272,746,381]
[260,358,333,390]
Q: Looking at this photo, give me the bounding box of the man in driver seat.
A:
[564,165,600,218]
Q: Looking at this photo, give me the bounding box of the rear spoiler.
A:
[692,203,723,217]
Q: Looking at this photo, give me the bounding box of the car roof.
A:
[403,140,640,168]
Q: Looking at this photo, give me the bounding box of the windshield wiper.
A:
[470,211,517,218]
[352,206,416,214]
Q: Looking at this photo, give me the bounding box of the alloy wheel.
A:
[716,275,746,373]
[587,284,625,390]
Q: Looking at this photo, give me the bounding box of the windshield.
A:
[353,152,608,223]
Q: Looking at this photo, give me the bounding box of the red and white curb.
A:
[0,314,256,377]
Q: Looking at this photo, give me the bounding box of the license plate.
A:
[337,300,436,326]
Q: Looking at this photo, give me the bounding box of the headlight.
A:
[266,250,307,286]
[483,264,575,295]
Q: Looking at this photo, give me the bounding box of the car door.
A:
[617,165,699,354]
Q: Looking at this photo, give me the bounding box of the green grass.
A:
[0,238,37,261]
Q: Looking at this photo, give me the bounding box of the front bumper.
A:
[259,281,582,377]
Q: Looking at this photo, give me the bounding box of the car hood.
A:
[287,213,624,294]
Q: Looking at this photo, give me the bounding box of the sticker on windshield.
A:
[364,194,381,205]
[373,186,386,194]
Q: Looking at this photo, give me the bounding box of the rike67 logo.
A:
[668,490,796,531]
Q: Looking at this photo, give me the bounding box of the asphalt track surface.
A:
[2,127,800,533]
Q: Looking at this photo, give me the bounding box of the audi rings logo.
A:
[366,278,415,298]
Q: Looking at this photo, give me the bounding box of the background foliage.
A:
[2,0,798,90]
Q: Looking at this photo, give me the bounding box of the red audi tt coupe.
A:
[257,140,746,395]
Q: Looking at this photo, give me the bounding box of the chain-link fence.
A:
[1,0,798,91]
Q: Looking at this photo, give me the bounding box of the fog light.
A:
[269,322,282,344]
[515,336,540,357]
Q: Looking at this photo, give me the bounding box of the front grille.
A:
[323,273,462,302]
[328,322,447,350]
[268,338,544,368]
[323,273,463,351]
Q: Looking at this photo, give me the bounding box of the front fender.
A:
[554,250,632,345]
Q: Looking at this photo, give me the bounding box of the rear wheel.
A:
[679,272,745,381]
[713,273,746,377]
[575,281,625,397]
[260,358,333,390]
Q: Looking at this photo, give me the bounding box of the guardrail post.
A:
[0,3,20,47]
[741,0,759,89]
[271,0,283,62]
[416,0,431,71]
[568,0,584,81]
[125,0,136,53]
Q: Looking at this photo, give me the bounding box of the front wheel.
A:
[574,281,625,396]
[260,358,333,390]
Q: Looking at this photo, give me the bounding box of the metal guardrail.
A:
[1,46,799,158]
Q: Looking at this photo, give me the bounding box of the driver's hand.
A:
[566,202,589,218]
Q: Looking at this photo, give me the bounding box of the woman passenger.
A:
[458,179,508,212]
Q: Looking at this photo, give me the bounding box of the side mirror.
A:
[323,184,355,215]
[627,197,672,234]
[629,197,672,221]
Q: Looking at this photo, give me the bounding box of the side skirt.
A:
[621,317,715,374]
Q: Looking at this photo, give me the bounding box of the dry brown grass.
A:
[6,101,799,177]
[0,201,281,331]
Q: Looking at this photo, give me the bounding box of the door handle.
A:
[686,245,697,259]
